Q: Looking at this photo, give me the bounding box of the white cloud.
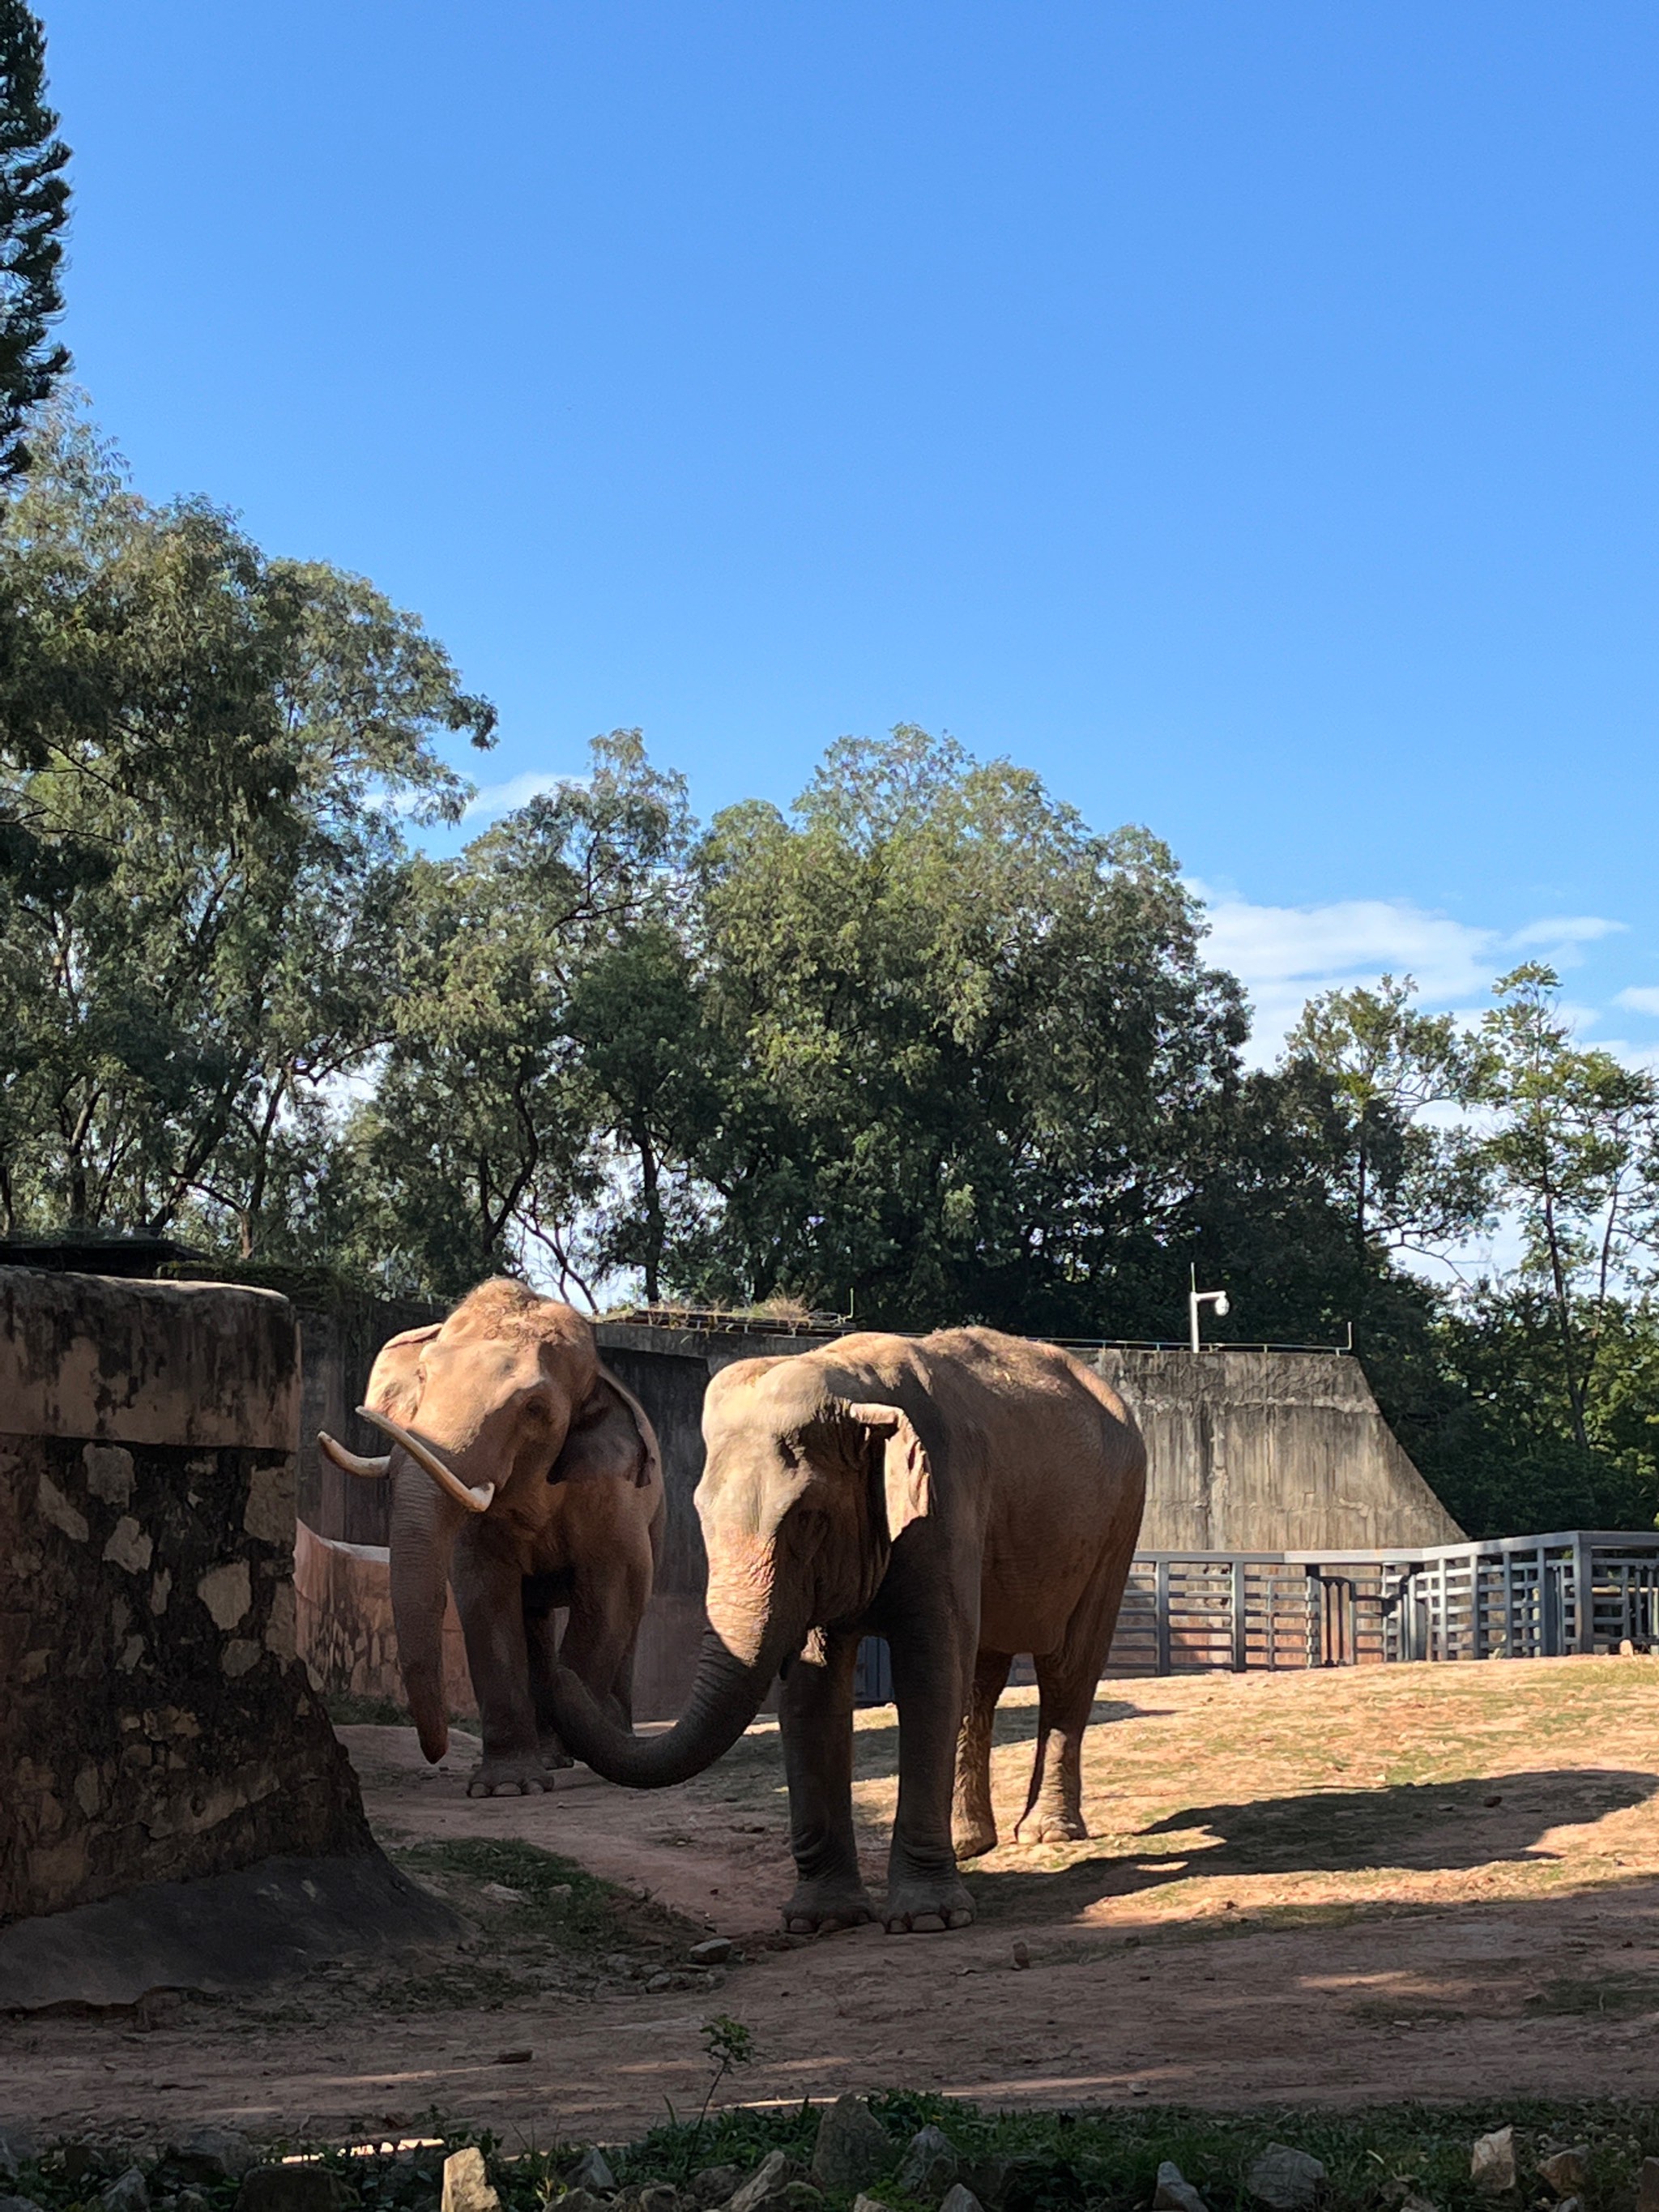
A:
[462,771,573,821]
[1187,882,1627,1064]
[1616,986,1659,1018]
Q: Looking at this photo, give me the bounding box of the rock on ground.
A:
[690,2171,742,2207]
[1246,2146,1327,2211]
[1472,2131,1517,2196]
[569,2151,618,2197]
[1154,2163,1209,2212]
[1539,2152,1589,2199]
[100,2170,149,2212]
[897,2129,961,2205]
[937,2189,983,2212]
[812,2099,894,2193]
[236,2169,355,2212]
[727,2154,804,2212]
[442,2150,501,2212]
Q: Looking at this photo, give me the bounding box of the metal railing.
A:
[1103,1532,1659,1674]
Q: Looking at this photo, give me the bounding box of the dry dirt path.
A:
[6,1659,1659,2143]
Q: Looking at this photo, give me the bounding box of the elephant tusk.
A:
[354,1406,497,1514]
[318,1432,392,1480]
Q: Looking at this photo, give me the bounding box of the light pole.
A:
[1188,1265,1230,1354]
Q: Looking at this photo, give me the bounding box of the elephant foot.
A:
[953,1819,999,1860]
[467,1753,562,1797]
[536,1733,576,1771]
[884,1874,975,1934]
[781,1881,876,1936]
[1013,1808,1088,1845]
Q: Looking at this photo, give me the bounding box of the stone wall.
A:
[0,1268,370,1927]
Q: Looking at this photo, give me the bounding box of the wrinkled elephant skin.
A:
[547,1325,1145,1932]
[326,1278,663,1798]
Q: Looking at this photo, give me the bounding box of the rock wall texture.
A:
[0,1268,370,1927]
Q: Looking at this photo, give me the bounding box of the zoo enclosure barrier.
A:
[851,1530,1659,1699]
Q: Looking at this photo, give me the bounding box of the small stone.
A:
[493,2047,533,2065]
[480,1882,527,1905]
[812,2097,893,2193]
[236,2170,355,2212]
[690,1936,735,1965]
[441,2150,500,2212]
[897,2129,961,2205]
[938,2191,982,2212]
[1154,2163,1209,2212]
[1539,2152,1589,2199]
[1636,2159,1659,2212]
[851,2199,893,2212]
[727,2154,803,2212]
[569,2151,617,2197]
[1246,2147,1327,2212]
[1470,2132,1516,2196]
[179,2193,210,2212]
[1484,1795,1503,1808]
[1011,1942,1030,1969]
[1397,2197,1437,2212]
[637,2190,680,2212]
[779,2191,822,2212]
[168,2129,258,2183]
[1555,2198,1581,2212]
[646,1971,676,1992]
[102,2171,150,2212]
[555,2194,603,2212]
[689,2170,741,2207]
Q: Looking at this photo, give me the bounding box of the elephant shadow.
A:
[956,1766,1659,1922]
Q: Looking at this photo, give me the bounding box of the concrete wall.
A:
[1094,1345,1465,1552]
[0,1269,370,1927]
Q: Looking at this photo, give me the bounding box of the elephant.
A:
[546,1324,1145,1932]
[318,1277,663,1797]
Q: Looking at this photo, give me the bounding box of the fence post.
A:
[1155,1557,1171,1676]
[1572,1535,1590,1653]
[1231,1556,1247,1672]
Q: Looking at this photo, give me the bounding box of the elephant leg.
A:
[953,1646,1013,1859]
[883,1611,976,1933]
[1015,1546,1132,1844]
[558,1565,647,1736]
[779,1627,876,1935]
[451,1548,561,1797]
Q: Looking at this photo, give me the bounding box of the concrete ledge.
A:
[0,1269,298,1449]
[0,1847,464,2010]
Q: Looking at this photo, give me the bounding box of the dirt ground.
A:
[7,1657,1659,2143]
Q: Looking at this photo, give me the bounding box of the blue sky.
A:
[44,1,1659,1057]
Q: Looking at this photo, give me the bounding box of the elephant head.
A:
[546,1351,932,1787]
[318,1279,658,1764]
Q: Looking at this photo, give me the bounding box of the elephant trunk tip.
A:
[416,1715,449,1763]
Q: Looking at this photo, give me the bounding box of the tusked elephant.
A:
[318,1278,663,1798]
[546,1325,1145,1932]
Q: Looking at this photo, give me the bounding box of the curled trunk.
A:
[388,1461,466,1762]
[548,1621,794,1789]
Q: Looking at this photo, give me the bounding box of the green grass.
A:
[15,2097,1659,2212]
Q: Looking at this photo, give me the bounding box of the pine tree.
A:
[0,2,68,480]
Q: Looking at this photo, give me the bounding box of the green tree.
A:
[0,2,70,478]
[348,732,693,1302]
[0,411,494,1245]
[1475,963,1659,1449]
[676,725,1251,1332]
[1283,972,1490,1266]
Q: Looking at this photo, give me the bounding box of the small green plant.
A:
[682,2013,756,2173]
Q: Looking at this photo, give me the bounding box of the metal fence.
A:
[848,1531,1659,1702]
[1106,1531,1659,1673]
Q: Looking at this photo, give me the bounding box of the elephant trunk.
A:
[387,1459,467,1763]
[548,1612,798,1790]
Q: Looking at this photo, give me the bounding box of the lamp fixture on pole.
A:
[1188,1264,1230,1355]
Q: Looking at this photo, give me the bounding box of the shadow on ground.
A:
[959,1766,1659,1921]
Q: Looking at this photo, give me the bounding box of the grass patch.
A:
[393,1836,708,1970]
[1525,1972,1659,2016]
[16,2095,1659,2212]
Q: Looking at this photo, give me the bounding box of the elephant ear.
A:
[365,1323,441,1420]
[551,1368,661,1489]
[847,1400,932,1543]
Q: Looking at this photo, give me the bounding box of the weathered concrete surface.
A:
[1094,1347,1465,1552]
[0,1269,370,1927]
[292,1520,476,1717]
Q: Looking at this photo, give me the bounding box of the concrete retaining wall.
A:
[0,1269,370,1927]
